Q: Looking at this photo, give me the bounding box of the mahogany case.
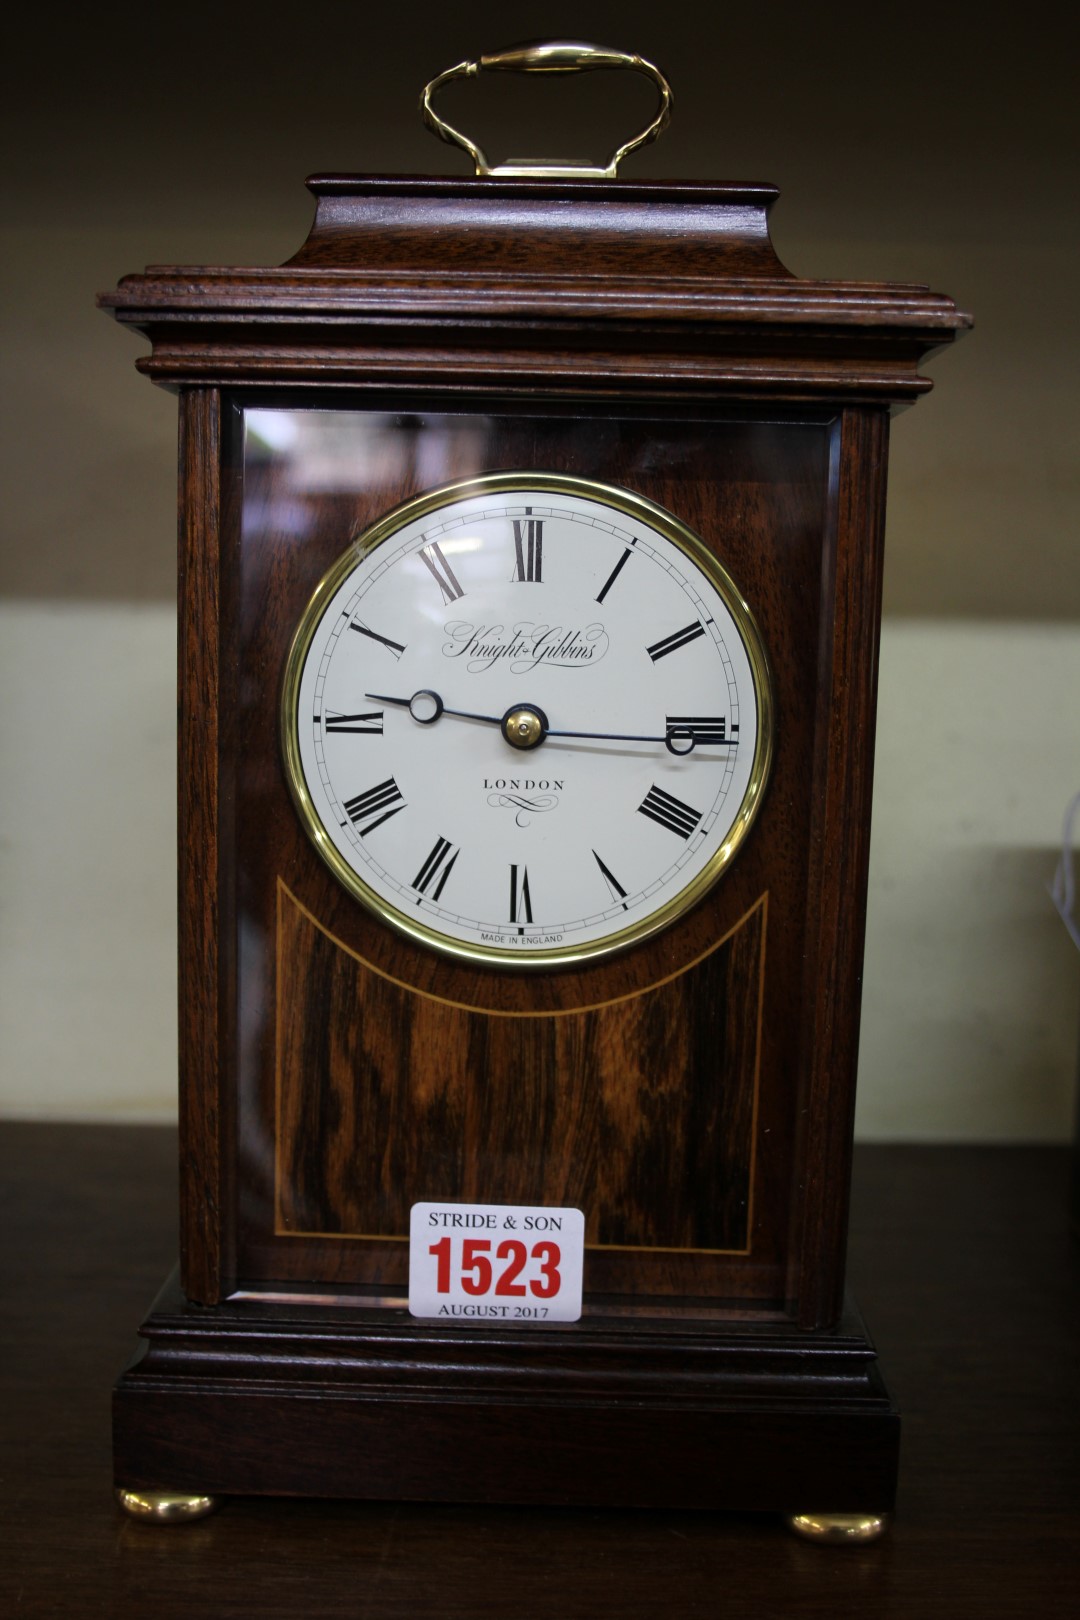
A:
[101,174,969,1511]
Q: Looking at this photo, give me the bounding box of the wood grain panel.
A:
[275,883,765,1280]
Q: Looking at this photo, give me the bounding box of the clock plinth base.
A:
[114,1270,899,1516]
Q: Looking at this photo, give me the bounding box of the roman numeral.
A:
[419,541,465,604]
[595,547,631,604]
[666,714,728,746]
[647,622,706,662]
[323,710,384,735]
[412,836,460,902]
[637,784,703,841]
[593,850,628,907]
[512,512,543,582]
[342,777,406,836]
[509,864,533,927]
[349,620,406,659]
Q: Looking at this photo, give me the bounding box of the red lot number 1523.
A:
[428,1236,562,1299]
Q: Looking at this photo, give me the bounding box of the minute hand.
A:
[547,726,665,742]
[548,725,738,756]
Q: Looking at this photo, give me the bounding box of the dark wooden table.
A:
[2,1126,1077,1618]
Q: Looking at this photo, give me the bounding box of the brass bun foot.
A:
[786,1512,890,1545]
[115,1487,221,1524]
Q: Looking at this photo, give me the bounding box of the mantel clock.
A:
[101,44,970,1535]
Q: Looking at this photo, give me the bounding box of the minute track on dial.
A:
[364,690,737,754]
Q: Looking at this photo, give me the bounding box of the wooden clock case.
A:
[101,174,969,1513]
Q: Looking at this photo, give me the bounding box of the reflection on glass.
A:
[245,410,493,497]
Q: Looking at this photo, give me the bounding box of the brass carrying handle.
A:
[420,41,673,179]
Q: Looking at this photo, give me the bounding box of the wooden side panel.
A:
[177,391,245,1304]
[275,885,766,1287]
[793,407,891,1328]
[177,388,226,1302]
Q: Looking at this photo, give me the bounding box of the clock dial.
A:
[282,473,773,966]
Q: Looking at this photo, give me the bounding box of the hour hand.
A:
[367,690,546,748]
[365,689,501,727]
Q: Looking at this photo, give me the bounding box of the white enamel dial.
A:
[282,473,773,967]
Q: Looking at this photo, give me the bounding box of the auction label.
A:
[408,1202,585,1323]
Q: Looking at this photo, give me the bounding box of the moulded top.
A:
[285,173,792,277]
[98,172,972,403]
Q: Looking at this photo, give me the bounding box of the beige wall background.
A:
[2,1,1077,1134]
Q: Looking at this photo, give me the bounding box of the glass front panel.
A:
[230,402,832,1316]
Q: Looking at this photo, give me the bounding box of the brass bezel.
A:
[280,470,774,970]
